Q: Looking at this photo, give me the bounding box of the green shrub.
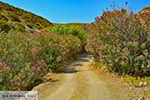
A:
[16,24,26,32]
[47,25,88,52]
[48,25,88,42]
[0,20,13,33]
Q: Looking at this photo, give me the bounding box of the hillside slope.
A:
[140,6,150,13]
[0,1,53,33]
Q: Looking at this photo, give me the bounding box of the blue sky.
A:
[1,0,150,23]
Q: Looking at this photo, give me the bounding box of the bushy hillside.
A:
[0,1,53,33]
[140,6,150,13]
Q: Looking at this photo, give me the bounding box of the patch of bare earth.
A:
[90,63,150,100]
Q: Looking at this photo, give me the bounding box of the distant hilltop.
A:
[0,1,53,33]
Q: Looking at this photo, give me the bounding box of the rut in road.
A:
[34,54,129,100]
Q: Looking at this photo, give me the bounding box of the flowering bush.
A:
[89,5,150,77]
[0,30,82,90]
[36,32,81,71]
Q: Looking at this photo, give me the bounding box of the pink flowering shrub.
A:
[0,30,82,90]
[89,4,150,77]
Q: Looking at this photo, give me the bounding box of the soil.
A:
[32,54,150,100]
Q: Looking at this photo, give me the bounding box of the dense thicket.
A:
[47,25,88,50]
[89,7,150,77]
[0,30,83,90]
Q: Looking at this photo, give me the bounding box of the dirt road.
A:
[32,54,134,100]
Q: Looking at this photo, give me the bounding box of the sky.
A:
[1,0,150,23]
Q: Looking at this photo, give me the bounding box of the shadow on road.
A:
[59,54,93,74]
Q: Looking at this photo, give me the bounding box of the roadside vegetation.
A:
[0,1,150,92]
[46,25,88,51]
[0,2,87,91]
[0,30,84,90]
[89,3,150,77]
